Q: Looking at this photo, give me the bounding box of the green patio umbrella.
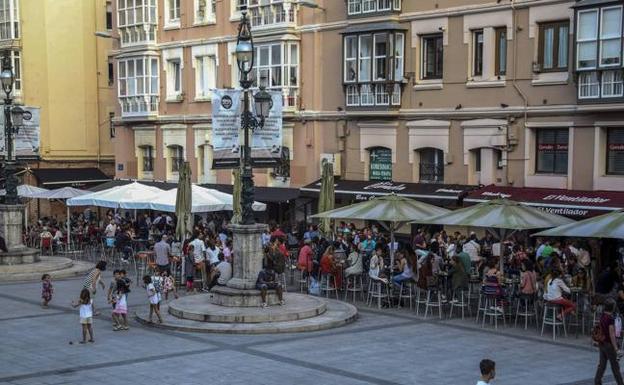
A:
[312,193,450,270]
[175,162,193,242]
[533,210,624,239]
[420,199,574,234]
[231,166,242,224]
[317,159,335,236]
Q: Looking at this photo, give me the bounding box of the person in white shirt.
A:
[189,235,207,290]
[205,240,220,266]
[104,221,117,238]
[477,359,496,385]
[463,235,481,263]
[544,270,576,320]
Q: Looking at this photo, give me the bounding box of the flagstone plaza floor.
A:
[0,273,620,385]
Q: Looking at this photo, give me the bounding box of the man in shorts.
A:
[256,266,285,308]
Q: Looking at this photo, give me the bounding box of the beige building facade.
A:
[110,0,624,216]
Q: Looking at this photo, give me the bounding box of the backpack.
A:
[592,324,606,344]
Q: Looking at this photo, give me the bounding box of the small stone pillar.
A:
[0,204,25,249]
[227,223,267,290]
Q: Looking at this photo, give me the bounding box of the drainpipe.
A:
[509,0,528,186]
[94,1,102,169]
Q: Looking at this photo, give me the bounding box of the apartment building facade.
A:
[5,0,116,184]
[110,0,624,218]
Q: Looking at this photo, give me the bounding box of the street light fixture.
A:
[1,52,24,205]
[235,12,273,225]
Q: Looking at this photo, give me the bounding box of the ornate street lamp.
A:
[235,12,273,225]
[1,53,25,205]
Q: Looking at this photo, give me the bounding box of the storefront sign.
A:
[369,147,392,181]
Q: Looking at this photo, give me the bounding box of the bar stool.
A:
[424,286,443,319]
[541,302,567,340]
[414,286,428,316]
[344,273,364,303]
[297,270,309,293]
[397,280,415,310]
[367,278,390,309]
[515,294,538,330]
[449,289,471,320]
[482,294,506,329]
[319,273,339,299]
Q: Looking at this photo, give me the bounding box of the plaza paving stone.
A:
[0,272,621,385]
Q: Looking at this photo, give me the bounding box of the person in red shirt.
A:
[297,239,314,274]
[595,300,624,385]
[320,245,342,289]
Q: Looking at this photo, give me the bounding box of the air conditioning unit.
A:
[320,153,341,176]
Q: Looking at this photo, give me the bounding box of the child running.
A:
[143,275,163,323]
[71,288,95,344]
[41,274,53,308]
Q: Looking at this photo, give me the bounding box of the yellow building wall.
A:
[19,0,114,163]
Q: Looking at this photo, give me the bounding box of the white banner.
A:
[211,89,242,168]
[251,91,283,167]
[0,106,41,158]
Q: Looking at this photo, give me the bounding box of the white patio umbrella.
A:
[0,184,49,229]
[32,187,90,249]
[0,184,49,198]
[67,182,164,209]
[149,184,266,213]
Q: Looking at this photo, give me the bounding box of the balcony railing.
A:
[248,1,296,28]
[120,95,159,117]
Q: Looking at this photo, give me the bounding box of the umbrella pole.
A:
[66,204,71,251]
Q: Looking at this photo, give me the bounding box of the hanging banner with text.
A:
[211,89,242,169]
[250,90,283,167]
[0,106,41,158]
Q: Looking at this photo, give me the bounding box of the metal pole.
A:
[240,75,255,225]
[4,91,17,205]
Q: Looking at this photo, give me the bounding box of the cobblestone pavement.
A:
[0,272,620,385]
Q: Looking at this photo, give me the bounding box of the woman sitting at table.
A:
[449,255,469,293]
[344,246,363,278]
[368,245,387,284]
[481,259,505,297]
[392,250,415,288]
[544,269,576,321]
[416,253,434,290]
[520,260,537,296]
[320,245,342,289]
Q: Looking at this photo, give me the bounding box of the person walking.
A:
[594,300,624,385]
[71,289,95,344]
[41,274,53,308]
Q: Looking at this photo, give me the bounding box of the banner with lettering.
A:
[251,90,282,167]
[211,89,242,169]
[0,106,41,158]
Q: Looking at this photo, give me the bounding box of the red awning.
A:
[465,185,624,218]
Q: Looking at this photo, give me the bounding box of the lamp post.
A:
[235,12,273,225]
[1,53,24,206]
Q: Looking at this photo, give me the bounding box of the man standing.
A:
[256,266,285,308]
[154,234,171,273]
[594,300,624,385]
[189,234,207,291]
[463,233,481,265]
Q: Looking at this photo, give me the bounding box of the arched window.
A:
[369,146,392,181]
[418,148,444,183]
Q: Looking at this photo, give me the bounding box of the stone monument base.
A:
[135,292,357,334]
[0,246,40,265]
[208,285,283,307]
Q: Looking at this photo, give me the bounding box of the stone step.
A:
[135,297,358,334]
[168,292,327,323]
[0,257,94,282]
